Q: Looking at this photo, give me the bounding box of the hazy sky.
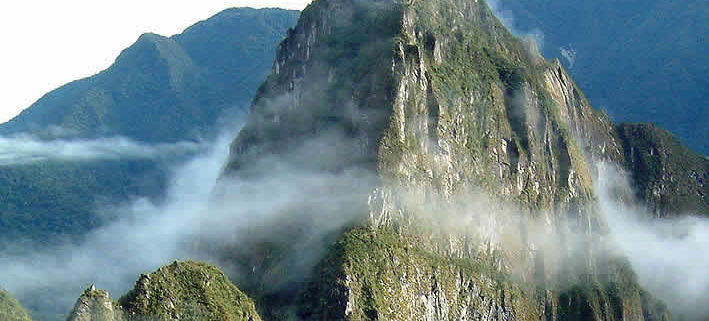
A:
[0,1,311,124]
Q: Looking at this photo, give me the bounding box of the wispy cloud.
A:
[0,131,231,318]
[0,135,202,166]
[0,123,371,318]
[486,0,544,55]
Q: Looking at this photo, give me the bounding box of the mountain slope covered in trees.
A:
[0,7,299,253]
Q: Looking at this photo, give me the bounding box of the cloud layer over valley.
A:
[0,135,202,166]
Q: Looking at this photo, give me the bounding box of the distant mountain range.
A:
[494,0,709,156]
[0,8,299,142]
[0,7,299,247]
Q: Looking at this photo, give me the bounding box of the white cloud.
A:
[0,124,370,317]
[596,162,709,319]
[0,135,201,165]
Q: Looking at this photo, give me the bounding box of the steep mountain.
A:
[211,0,697,319]
[489,0,709,156]
[0,290,33,321]
[66,261,261,321]
[0,8,299,246]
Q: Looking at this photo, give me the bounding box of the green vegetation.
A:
[493,0,709,156]
[617,123,709,216]
[0,290,33,321]
[299,225,670,321]
[64,261,261,321]
[1,8,300,143]
[299,226,535,320]
[118,261,261,321]
[0,159,167,248]
[0,8,299,247]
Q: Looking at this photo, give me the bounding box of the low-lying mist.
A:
[0,134,201,165]
[596,162,709,319]
[0,125,375,320]
[0,131,232,319]
[0,130,706,320]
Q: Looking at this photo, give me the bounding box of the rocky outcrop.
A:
[220,0,681,320]
[66,286,123,321]
[119,261,261,321]
[300,227,669,321]
[67,261,261,321]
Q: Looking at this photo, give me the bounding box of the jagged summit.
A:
[66,286,121,321]
[226,0,614,210]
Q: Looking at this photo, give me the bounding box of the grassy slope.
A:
[0,290,33,321]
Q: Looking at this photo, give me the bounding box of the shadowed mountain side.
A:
[490,0,709,156]
[617,123,709,217]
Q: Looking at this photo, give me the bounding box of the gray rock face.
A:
[219,0,697,320]
[66,286,123,321]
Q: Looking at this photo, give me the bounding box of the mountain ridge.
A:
[1,7,300,143]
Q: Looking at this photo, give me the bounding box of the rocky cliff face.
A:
[66,261,261,321]
[66,286,123,321]
[220,0,681,320]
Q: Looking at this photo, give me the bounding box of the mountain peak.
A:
[118,260,261,321]
[216,0,678,319]
[65,261,262,321]
[66,285,121,321]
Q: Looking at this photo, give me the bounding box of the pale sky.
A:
[0,1,312,124]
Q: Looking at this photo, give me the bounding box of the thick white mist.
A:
[596,162,709,318]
